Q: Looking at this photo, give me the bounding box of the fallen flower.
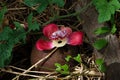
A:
[36,23,83,51]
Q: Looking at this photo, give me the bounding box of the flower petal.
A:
[60,26,72,36]
[68,31,83,45]
[43,24,59,38]
[36,39,54,51]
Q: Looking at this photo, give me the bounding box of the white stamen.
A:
[51,30,67,39]
[52,38,68,47]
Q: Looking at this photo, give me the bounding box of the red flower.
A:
[36,23,83,51]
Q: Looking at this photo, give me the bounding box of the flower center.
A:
[52,38,67,47]
[58,40,62,43]
[50,30,67,39]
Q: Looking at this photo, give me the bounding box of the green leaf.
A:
[0,43,13,67]
[65,55,72,62]
[27,13,33,25]
[36,1,48,13]
[0,27,13,41]
[94,27,110,35]
[55,63,70,75]
[92,0,120,23]
[13,22,24,30]
[24,0,64,13]
[111,24,117,34]
[73,54,81,63]
[24,0,39,7]
[55,63,62,71]
[62,64,69,71]
[24,0,48,13]
[27,13,40,31]
[0,7,7,26]
[13,22,26,43]
[51,0,65,7]
[61,64,70,74]
[28,21,40,31]
[93,39,108,50]
[33,21,40,30]
[95,59,106,72]
[98,6,111,23]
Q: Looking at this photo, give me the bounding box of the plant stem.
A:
[43,1,92,26]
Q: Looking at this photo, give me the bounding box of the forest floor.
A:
[0,0,120,80]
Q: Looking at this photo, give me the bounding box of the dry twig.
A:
[12,47,58,80]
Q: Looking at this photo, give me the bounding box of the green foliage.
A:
[93,0,118,51]
[0,7,7,26]
[24,0,48,13]
[65,54,81,63]
[0,26,26,67]
[93,24,117,50]
[24,0,65,13]
[55,54,81,75]
[0,42,13,68]
[111,24,117,34]
[92,0,120,23]
[55,63,70,75]
[73,54,81,63]
[95,59,106,72]
[0,13,40,67]
[11,22,27,43]
[65,55,72,62]
[93,39,108,50]
[94,26,117,35]
[0,27,13,41]
[94,27,110,35]
[27,13,40,31]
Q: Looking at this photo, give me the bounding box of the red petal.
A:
[60,26,72,35]
[68,32,83,46]
[36,39,54,51]
[43,24,59,38]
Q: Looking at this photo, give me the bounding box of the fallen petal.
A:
[36,39,54,51]
[68,32,83,45]
[43,23,59,38]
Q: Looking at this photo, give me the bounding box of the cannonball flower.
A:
[36,23,83,51]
